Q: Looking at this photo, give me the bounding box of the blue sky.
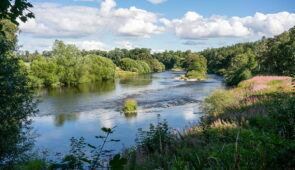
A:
[19,0,295,52]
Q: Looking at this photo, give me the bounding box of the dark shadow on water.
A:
[123,111,138,120]
[119,74,152,87]
[36,80,116,97]
[54,113,79,127]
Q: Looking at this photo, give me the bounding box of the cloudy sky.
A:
[19,0,295,52]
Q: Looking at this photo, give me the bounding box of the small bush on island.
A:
[180,53,207,80]
[185,70,206,80]
[123,99,138,113]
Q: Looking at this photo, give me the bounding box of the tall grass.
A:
[126,76,295,169]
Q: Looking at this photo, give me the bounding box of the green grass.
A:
[267,79,284,86]
[125,76,295,169]
[116,67,138,78]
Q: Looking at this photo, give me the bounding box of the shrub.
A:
[120,58,152,74]
[185,70,205,80]
[24,160,47,170]
[136,118,173,154]
[144,59,165,72]
[123,99,137,113]
[30,55,60,87]
[182,53,207,74]
[86,54,116,81]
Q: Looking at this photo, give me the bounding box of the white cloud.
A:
[182,40,206,46]
[19,0,164,39]
[162,11,295,39]
[19,39,53,52]
[114,41,137,49]
[66,41,109,51]
[147,0,167,4]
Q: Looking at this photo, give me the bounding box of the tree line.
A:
[18,41,210,87]
[201,26,295,85]
[21,25,295,87]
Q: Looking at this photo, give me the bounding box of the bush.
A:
[126,76,295,169]
[30,55,60,87]
[86,54,116,81]
[136,118,173,154]
[123,99,137,113]
[144,59,165,72]
[182,53,207,74]
[137,60,151,73]
[185,70,205,80]
[24,160,47,170]
[120,58,151,74]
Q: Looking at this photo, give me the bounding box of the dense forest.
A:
[201,27,295,85]
[0,0,294,169]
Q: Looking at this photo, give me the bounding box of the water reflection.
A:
[123,111,137,120]
[54,113,79,127]
[119,74,152,87]
[33,72,225,155]
[38,80,116,96]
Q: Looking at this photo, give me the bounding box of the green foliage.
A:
[0,0,34,26]
[181,53,207,79]
[185,70,206,80]
[137,60,151,73]
[24,160,47,170]
[201,26,295,85]
[120,58,143,73]
[120,58,153,74]
[144,58,165,72]
[30,55,59,87]
[0,20,18,53]
[124,99,138,112]
[109,154,127,170]
[267,79,284,86]
[136,117,173,154]
[86,54,116,81]
[28,41,116,87]
[224,51,257,86]
[0,20,36,168]
[52,40,87,85]
[79,48,185,70]
[127,78,295,169]
[52,127,125,169]
[154,50,182,69]
[182,53,207,73]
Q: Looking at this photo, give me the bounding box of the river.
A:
[32,71,224,156]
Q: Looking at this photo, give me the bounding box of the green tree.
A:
[86,54,116,81]
[30,55,59,87]
[182,53,207,75]
[225,50,257,85]
[0,20,36,167]
[0,0,34,26]
[144,58,165,73]
[52,40,86,85]
[119,58,153,73]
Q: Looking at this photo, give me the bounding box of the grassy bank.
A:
[125,76,295,169]
[115,67,138,78]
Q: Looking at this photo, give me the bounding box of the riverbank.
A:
[126,76,294,169]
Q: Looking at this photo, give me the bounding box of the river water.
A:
[32,71,224,155]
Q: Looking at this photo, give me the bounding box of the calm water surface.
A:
[32,71,224,155]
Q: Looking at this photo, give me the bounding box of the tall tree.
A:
[0,0,36,167]
[0,0,34,25]
[0,20,36,167]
